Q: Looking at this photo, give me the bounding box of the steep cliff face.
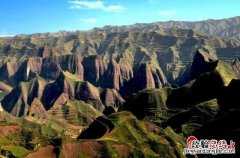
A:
[190,49,218,79]
[233,58,240,73]
[1,78,46,116]
[0,62,21,80]
[100,88,125,109]
[41,71,114,112]
[1,27,240,86]
[121,50,240,123]
[0,21,240,119]
[1,17,240,158]
[0,54,168,99]
[167,59,239,109]
[179,47,218,85]
[120,62,167,98]
[42,54,84,80]
[82,55,107,87]
[28,98,47,119]
[0,82,12,92]
[1,71,125,116]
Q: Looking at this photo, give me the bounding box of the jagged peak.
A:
[193,48,217,64]
[190,48,219,79]
[58,71,81,82]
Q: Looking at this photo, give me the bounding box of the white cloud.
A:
[0,34,14,37]
[80,18,97,24]
[158,10,176,16]
[0,30,14,37]
[69,0,127,12]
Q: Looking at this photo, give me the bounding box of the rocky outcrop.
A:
[1,78,46,116]
[122,54,239,123]
[105,59,121,90]
[28,98,47,119]
[0,62,21,81]
[179,48,218,85]
[42,54,84,80]
[167,60,239,109]
[0,53,167,96]
[0,82,12,92]
[120,63,167,98]
[1,26,240,87]
[0,57,42,85]
[82,55,107,86]
[15,57,43,81]
[38,46,54,58]
[233,58,240,73]
[100,88,125,108]
[1,71,125,116]
[190,49,218,79]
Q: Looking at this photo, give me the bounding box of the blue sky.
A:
[1,0,240,36]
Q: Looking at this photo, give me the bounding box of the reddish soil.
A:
[0,125,19,137]
[26,145,56,158]
[62,141,102,158]
[113,144,132,157]
[143,120,161,134]
[64,124,83,139]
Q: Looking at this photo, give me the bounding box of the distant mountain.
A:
[1,16,240,158]
[1,71,124,117]
[93,16,240,41]
[0,27,240,88]
[10,16,240,41]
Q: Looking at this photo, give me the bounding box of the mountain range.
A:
[0,16,240,157]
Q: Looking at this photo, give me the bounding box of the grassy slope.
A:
[78,111,187,158]
[1,146,30,158]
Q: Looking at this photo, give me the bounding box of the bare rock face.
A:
[0,54,84,85]
[139,63,156,88]
[75,82,105,111]
[0,82,12,92]
[83,56,134,90]
[190,49,218,79]
[28,98,47,119]
[41,71,77,110]
[42,54,84,80]
[120,63,167,98]
[82,55,107,86]
[41,71,124,112]
[51,93,69,110]
[0,57,42,84]
[233,58,240,74]
[38,46,52,58]
[28,57,43,72]
[23,57,43,80]
[100,88,125,109]
[1,70,125,116]
[1,78,46,116]
[179,48,218,85]
[105,59,121,90]
[119,61,133,85]
[0,62,21,80]
[10,57,42,83]
[41,62,61,79]
[1,24,240,88]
